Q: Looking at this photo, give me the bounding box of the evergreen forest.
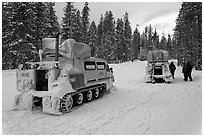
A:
[2,2,202,70]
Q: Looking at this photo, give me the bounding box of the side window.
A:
[96,62,106,70]
[84,61,96,70]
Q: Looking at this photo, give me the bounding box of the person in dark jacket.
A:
[182,61,193,81]
[169,61,176,79]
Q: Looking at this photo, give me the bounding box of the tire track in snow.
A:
[89,84,161,134]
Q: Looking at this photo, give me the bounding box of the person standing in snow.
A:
[169,61,176,79]
[182,61,193,81]
[182,61,187,80]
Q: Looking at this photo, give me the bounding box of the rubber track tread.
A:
[60,84,106,113]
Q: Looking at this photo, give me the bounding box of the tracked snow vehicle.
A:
[14,37,114,115]
[145,50,172,84]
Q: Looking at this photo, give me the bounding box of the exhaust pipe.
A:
[55,33,60,62]
[55,33,60,68]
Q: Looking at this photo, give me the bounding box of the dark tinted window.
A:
[84,61,96,70]
[96,62,106,70]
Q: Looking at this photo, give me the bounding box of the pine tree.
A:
[138,25,160,61]
[132,26,140,60]
[115,18,124,63]
[2,2,15,69]
[138,31,148,61]
[160,32,167,50]
[152,29,159,50]
[44,2,60,37]
[2,2,61,69]
[95,15,105,59]
[33,2,48,44]
[143,26,148,51]
[123,11,132,62]
[87,21,97,57]
[3,2,39,69]
[103,10,116,62]
[2,2,12,45]
[147,24,153,51]
[174,2,202,69]
[81,2,90,43]
[73,10,82,42]
[61,2,76,41]
[171,37,178,60]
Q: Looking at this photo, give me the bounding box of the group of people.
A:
[169,60,193,81]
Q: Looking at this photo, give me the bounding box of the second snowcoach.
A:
[145,50,172,84]
[14,37,114,115]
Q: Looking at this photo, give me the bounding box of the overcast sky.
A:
[55,2,182,36]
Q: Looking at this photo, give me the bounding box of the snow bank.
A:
[2,61,202,135]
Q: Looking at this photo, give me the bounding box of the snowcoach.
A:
[14,36,114,115]
[145,50,172,84]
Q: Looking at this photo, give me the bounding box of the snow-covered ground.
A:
[2,61,202,135]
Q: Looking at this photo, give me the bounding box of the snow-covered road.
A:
[2,61,202,135]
